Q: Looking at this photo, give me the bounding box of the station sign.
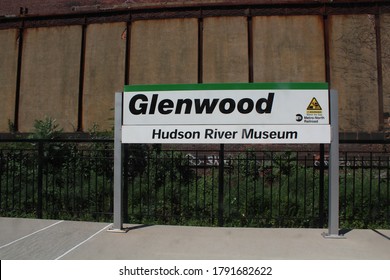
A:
[121,83,330,144]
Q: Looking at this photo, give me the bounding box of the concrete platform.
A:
[0,217,389,260]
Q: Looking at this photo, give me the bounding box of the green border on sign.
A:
[124,82,328,92]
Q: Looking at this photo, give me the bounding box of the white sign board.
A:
[122,83,330,144]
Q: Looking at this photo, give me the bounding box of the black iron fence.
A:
[0,139,389,228]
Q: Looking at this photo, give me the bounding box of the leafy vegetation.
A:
[0,118,389,229]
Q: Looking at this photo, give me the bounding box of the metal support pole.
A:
[318,144,325,228]
[323,89,345,239]
[109,92,125,232]
[123,145,129,223]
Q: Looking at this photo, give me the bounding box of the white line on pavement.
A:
[0,220,64,250]
[55,223,112,260]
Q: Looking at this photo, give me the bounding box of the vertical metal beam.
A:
[124,17,132,85]
[375,12,384,131]
[323,13,331,85]
[247,14,253,83]
[14,22,24,132]
[109,92,124,232]
[77,19,87,132]
[323,89,345,239]
[198,15,203,84]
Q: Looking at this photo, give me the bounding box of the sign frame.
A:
[122,83,331,144]
[109,83,343,239]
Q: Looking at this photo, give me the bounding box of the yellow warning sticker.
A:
[306,97,322,114]
[307,97,322,110]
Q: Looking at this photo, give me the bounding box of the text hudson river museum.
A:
[151,128,298,141]
[121,83,331,144]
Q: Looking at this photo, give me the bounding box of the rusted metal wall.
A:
[253,15,325,82]
[0,29,18,132]
[129,18,198,85]
[203,16,248,83]
[1,1,390,139]
[381,13,390,129]
[83,22,127,131]
[329,15,379,133]
[18,26,81,132]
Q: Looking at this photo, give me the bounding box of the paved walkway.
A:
[0,217,389,260]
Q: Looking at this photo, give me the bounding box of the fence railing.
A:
[0,139,389,228]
